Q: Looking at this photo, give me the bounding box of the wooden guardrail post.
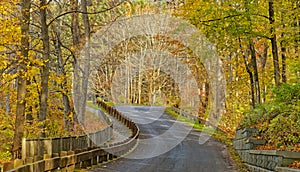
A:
[60,151,68,172]
[103,151,108,162]
[92,149,99,165]
[3,161,13,171]
[25,157,34,164]
[81,151,92,169]
[74,150,81,169]
[98,149,105,163]
[67,151,75,171]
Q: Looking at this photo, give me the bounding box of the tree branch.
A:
[199,13,269,23]
[47,1,126,27]
[199,14,241,23]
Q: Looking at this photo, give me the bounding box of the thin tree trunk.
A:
[53,27,72,134]
[249,40,261,104]
[281,42,287,83]
[239,38,256,108]
[295,0,300,52]
[6,93,10,116]
[280,10,287,83]
[269,0,281,86]
[260,42,269,103]
[12,0,30,159]
[138,58,143,104]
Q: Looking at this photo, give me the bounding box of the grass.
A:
[84,110,106,133]
[86,101,108,113]
[164,107,248,172]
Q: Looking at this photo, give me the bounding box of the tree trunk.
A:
[6,93,10,116]
[53,25,72,134]
[295,0,300,51]
[79,0,91,124]
[39,0,50,138]
[249,40,261,104]
[137,57,143,104]
[279,4,287,83]
[260,42,269,103]
[12,0,30,159]
[239,38,256,108]
[281,41,287,83]
[71,0,80,125]
[269,0,281,86]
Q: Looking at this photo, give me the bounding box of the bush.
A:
[0,111,14,162]
[240,82,300,148]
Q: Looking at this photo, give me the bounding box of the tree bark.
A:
[53,25,72,134]
[239,38,256,108]
[79,0,91,124]
[39,0,50,138]
[71,0,80,125]
[249,40,261,104]
[281,41,287,83]
[6,93,10,116]
[12,0,30,159]
[268,0,281,86]
[260,42,269,103]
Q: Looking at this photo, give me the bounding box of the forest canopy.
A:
[0,0,299,163]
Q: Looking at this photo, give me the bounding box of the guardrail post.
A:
[22,138,27,161]
[108,153,113,160]
[98,150,104,163]
[25,157,34,164]
[74,150,81,169]
[92,150,99,165]
[67,151,75,171]
[3,161,13,171]
[60,151,68,172]
[81,151,92,169]
[103,151,108,162]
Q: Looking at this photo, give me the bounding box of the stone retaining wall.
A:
[234,128,300,172]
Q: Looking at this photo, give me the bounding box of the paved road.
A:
[90,106,236,172]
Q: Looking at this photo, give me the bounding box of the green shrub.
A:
[240,82,300,147]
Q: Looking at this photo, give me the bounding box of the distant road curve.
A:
[90,106,237,172]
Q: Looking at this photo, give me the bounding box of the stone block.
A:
[275,167,300,172]
[245,163,273,172]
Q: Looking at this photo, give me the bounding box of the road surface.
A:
[90,106,236,172]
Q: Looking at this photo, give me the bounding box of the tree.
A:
[38,0,51,138]
[12,0,30,159]
[50,2,73,134]
[268,0,280,86]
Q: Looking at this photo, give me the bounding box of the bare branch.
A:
[47,1,126,27]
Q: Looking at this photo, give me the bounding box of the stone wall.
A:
[234,128,300,172]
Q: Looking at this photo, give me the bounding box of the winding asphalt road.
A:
[90,106,236,172]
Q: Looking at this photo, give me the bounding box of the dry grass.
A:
[84,110,107,133]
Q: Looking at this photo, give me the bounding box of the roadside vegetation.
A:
[241,83,300,151]
[0,0,299,168]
